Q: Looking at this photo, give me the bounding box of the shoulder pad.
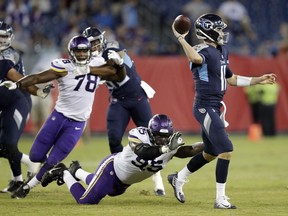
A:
[0,47,20,64]
[193,43,209,52]
[51,58,73,72]
[106,40,120,49]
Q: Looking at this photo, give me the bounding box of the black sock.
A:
[216,158,230,183]
[187,152,208,173]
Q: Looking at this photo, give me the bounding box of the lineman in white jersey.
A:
[1,35,126,199]
[40,114,204,204]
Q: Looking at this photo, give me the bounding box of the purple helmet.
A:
[68,35,91,65]
[148,114,173,145]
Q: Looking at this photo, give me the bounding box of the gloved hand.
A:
[37,84,54,99]
[172,21,189,39]
[168,131,185,151]
[0,81,18,90]
[108,50,124,66]
[161,131,185,153]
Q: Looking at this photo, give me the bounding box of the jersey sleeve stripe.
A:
[51,62,66,72]
[128,137,142,143]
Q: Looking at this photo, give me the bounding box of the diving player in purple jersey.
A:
[82,27,165,196]
[1,35,126,199]
[167,14,277,209]
[0,21,49,194]
[41,114,204,205]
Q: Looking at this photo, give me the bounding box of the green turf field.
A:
[0,134,287,216]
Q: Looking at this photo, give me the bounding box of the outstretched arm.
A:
[174,141,204,158]
[227,73,277,86]
[16,69,64,88]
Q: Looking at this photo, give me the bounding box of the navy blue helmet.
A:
[0,21,14,51]
[82,27,106,57]
[195,13,229,45]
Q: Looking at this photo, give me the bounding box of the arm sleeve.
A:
[134,143,162,160]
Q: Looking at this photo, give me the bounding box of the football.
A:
[173,15,191,34]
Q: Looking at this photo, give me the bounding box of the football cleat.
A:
[154,189,166,196]
[0,180,24,193]
[214,196,237,209]
[11,183,30,199]
[41,163,67,187]
[68,160,81,181]
[167,173,186,203]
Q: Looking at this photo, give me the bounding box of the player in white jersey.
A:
[40,114,204,204]
[1,35,126,199]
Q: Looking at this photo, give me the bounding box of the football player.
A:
[168,13,277,209]
[41,114,204,204]
[0,35,126,199]
[82,27,165,196]
[0,21,49,194]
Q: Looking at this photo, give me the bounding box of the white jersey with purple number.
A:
[113,126,177,185]
[52,58,105,121]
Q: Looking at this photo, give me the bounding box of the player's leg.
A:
[194,106,236,209]
[0,101,34,193]
[106,101,130,153]
[67,155,127,204]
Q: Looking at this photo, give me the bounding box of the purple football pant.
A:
[29,109,85,181]
[70,154,130,204]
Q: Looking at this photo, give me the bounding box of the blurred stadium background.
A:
[1,0,287,134]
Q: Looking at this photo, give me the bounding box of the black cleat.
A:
[154,189,166,196]
[41,163,67,187]
[0,180,24,194]
[68,161,81,181]
[11,183,30,199]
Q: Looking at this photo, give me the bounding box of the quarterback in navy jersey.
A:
[167,14,276,209]
[0,21,46,194]
[82,27,165,196]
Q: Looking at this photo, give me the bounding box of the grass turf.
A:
[0,134,287,216]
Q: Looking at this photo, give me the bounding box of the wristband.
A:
[177,36,184,41]
[160,145,170,154]
[236,76,252,86]
[15,82,21,88]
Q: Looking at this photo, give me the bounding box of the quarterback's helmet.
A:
[148,114,174,146]
[195,13,229,45]
[82,27,106,57]
[0,21,14,51]
[68,35,91,65]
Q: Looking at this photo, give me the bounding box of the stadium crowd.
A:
[0,0,287,58]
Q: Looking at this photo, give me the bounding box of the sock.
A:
[152,171,164,191]
[14,175,23,182]
[75,168,90,183]
[216,182,226,199]
[186,152,208,173]
[21,153,40,173]
[177,166,192,182]
[216,158,230,183]
[215,158,230,199]
[63,170,77,190]
[27,176,40,189]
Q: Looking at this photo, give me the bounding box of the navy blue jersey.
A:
[0,47,31,109]
[191,44,233,106]
[102,46,143,99]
